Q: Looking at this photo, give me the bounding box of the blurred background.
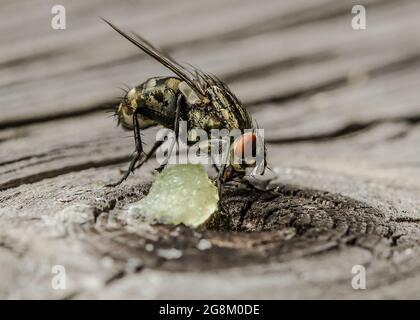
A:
[1,0,420,299]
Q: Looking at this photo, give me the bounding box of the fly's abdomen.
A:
[118,77,182,130]
[138,77,181,128]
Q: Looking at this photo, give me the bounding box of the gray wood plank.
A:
[1,0,420,299]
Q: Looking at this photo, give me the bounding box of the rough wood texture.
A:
[1,0,420,299]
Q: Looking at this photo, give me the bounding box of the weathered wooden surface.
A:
[1,0,420,299]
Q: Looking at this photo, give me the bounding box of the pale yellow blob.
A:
[128,164,219,227]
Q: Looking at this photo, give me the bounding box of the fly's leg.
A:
[212,163,220,174]
[156,95,182,172]
[107,139,165,187]
[134,140,164,170]
[210,150,221,181]
[216,165,225,195]
[106,108,145,187]
[106,152,140,187]
[215,139,230,196]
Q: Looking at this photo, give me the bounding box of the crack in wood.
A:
[61,183,405,274]
[0,155,130,191]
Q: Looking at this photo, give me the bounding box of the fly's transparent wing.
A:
[102,18,205,96]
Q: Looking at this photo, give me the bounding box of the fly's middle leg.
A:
[156,95,182,172]
[134,139,164,170]
[216,159,228,196]
[210,138,230,196]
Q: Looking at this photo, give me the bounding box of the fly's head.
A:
[225,131,267,181]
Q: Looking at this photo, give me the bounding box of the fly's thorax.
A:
[204,85,252,130]
[182,86,242,131]
[186,106,224,132]
[179,81,207,106]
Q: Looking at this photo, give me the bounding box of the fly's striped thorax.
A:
[205,85,253,131]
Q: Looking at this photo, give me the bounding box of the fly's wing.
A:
[101,18,206,97]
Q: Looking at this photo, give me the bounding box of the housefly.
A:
[102,19,268,192]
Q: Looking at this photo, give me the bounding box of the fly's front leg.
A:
[215,140,231,196]
[106,108,145,187]
[156,95,182,172]
[216,165,226,195]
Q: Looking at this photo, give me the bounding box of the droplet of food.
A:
[128,164,219,227]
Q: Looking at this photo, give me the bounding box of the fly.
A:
[102,19,268,192]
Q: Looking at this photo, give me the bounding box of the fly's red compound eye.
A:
[234,132,257,159]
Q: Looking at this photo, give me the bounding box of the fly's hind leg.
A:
[106,108,145,187]
[134,140,164,170]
